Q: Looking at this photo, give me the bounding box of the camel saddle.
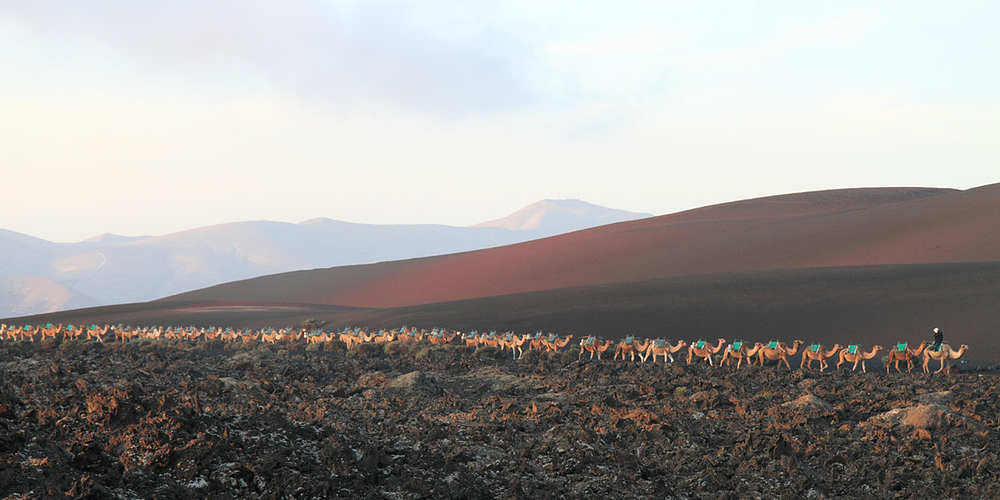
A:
[583,336,596,346]
[731,340,743,351]
[624,336,634,345]
[768,340,779,350]
[547,334,558,342]
[847,344,859,355]
[695,340,706,349]
[896,342,908,352]
[654,339,666,348]
[809,344,822,353]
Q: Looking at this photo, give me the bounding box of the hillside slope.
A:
[170,185,997,309]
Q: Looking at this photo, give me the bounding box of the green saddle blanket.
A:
[695,340,706,349]
[896,342,908,352]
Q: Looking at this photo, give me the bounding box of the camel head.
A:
[864,346,883,359]
[782,340,804,355]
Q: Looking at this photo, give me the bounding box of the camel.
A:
[527,332,543,350]
[87,324,111,343]
[800,344,841,372]
[614,336,652,362]
[427,329,457,345]
[463,331,483,349]
[757,340,803,370]
[218,328,241,343]
[114,325,137,343]
[922,343,970,374]
[40,323,62,342]
[687,339,726,366]
[642,339,687,363]
[340,329,373,349]
[398,327,425,343]
[481,332,502,349]
[884,341,928,373]
[579,336,613,360]
[63,325,85,341]
[836,344,882,373]
[720,340,762,369]
[307,331,334,344]
[543,334,574,352]
[373,329,397,343]
[500,333,528,359]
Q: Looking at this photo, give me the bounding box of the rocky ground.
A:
[1,338,998,499]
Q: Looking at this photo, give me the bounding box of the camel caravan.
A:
[0,323,971,374]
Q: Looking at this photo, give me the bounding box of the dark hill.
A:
[167,185,996,308]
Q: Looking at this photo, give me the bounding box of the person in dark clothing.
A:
[932,327,943,351]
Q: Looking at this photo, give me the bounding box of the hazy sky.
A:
[2,1,998,242]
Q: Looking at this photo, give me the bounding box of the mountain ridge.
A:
[0,199,650,316]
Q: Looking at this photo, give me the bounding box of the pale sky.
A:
[2,1,998,243]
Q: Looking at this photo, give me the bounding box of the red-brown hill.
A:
[169,185,999,308]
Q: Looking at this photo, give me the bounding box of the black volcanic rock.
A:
[1,340,999,499]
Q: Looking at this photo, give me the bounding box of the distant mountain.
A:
[473,199,650,232]
[0,200,650,317]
